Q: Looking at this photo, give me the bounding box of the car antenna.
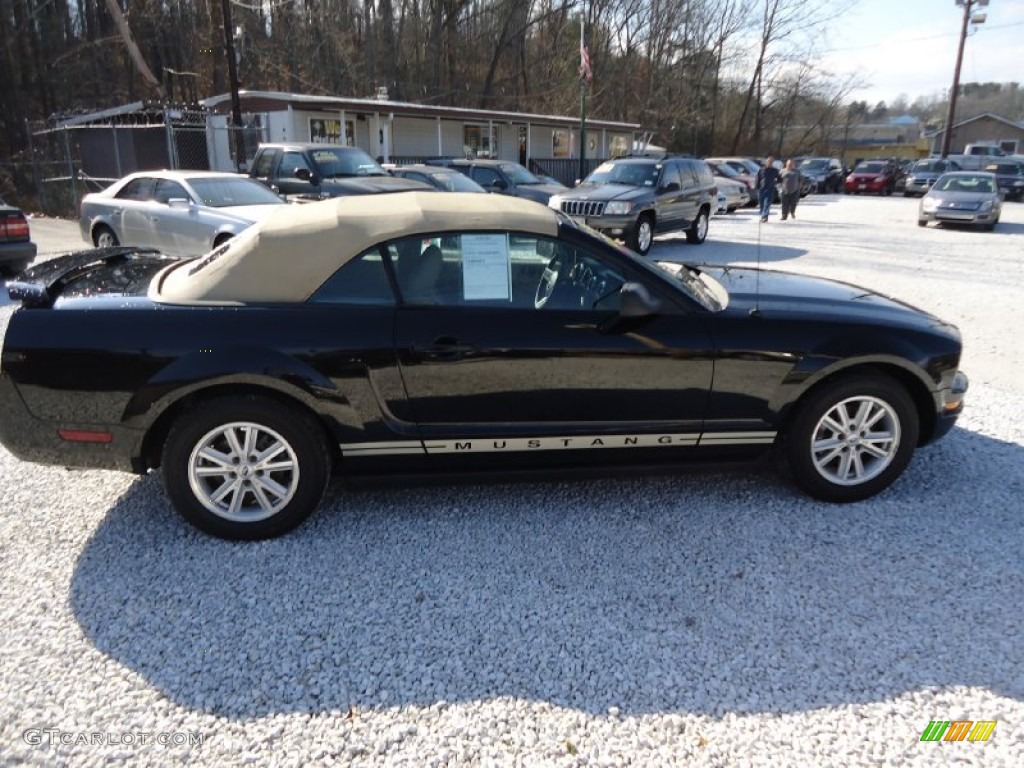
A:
[751,212,763,318]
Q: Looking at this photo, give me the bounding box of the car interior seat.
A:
[400,244,444,304]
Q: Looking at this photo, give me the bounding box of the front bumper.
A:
[932,370,968,441]
[919,207,998,225]
[566,212,638,238]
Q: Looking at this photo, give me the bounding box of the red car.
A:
[844,160,900,196]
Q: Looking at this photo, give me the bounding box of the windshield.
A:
[913,160,947,173]
[710,162,741,179]
[429,171,485,192]
[310,148,387,178]
[934,175,995,193]
[855,161,887,174]
[653,262,727,312]
[585,161,660,187]
[498,163,543,185]
[188,177,286,207]
[799,159,828,171]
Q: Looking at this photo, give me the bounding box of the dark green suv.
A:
[547,155,716,255]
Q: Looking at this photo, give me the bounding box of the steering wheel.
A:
[534,254,562,309]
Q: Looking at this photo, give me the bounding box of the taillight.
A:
[1,214,30,241]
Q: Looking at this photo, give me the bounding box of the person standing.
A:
[779,159,803,221]
[756,156,780,222]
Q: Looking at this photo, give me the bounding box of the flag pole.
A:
[579,19,587,184]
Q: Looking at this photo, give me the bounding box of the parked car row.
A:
[57,143,1024,270]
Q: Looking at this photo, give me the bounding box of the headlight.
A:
[1014,181,1024,188]
[547,195,562,210]
[604,201,633,215]
[922,198,938,212]
[979,199,993,212]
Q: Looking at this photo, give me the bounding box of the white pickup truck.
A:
[946,143,1009,170]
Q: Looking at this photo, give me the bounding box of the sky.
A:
[815,0,1024,108]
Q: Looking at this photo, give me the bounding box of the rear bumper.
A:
[0,372,142,474]
[0,240,37,267]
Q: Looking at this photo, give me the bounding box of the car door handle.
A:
[414,336,475,361]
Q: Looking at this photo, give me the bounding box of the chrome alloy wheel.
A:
[187,421,300,522]
[695,213,708,240]
[809,395,901,486]
[636,218,653,253]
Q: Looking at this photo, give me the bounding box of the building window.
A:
[308,118,354,146]
[610,135,630,157]
[552,129,570,158]
[464,125,499,158]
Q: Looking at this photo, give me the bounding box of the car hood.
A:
[847,172,886,181]
[701,267,955,331]
[563,183,651,202]
[922,189,994,205]
[213,204,288,224]
[321,176,430,195]
[515,183,567,203]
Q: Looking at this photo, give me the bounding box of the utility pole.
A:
[221,0,245,171]
[941,0,989,158]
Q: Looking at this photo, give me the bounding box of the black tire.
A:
[685,208,709,245]
[784,374,919,503]
[93,225,119,248]
[629,213,654,255]
[161,395,331,540]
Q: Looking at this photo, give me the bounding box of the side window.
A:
[389,232,625,312]
[471,167,502,187]
[533,240,626,312]
[279,152,311,178]
[309,247,395,305]
[115,178,155,201]
[154,179,190,204]
[252,149,277,178]
[659,163,682,191]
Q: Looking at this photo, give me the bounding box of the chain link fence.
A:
[2,113,265,218]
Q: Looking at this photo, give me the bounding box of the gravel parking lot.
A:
[2,195,1022,766]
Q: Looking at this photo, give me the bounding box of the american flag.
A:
[579,25,592,83]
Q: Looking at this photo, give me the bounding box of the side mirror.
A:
[295,168,318,185]
[167,197,191,209]
[619,282,661,318]
[659,182,680,194]
[489,178,508,191]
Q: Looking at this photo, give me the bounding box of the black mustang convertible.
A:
[0,192,967,539]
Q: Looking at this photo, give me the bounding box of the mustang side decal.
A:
[338,431,777,456]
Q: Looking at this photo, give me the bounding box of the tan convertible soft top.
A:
[152,191,560,303]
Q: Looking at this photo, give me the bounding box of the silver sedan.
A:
[80,171,288,256]
[918,171,1002,231]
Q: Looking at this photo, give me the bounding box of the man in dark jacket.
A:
[779,158,803,220]
[756,156,780,222]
